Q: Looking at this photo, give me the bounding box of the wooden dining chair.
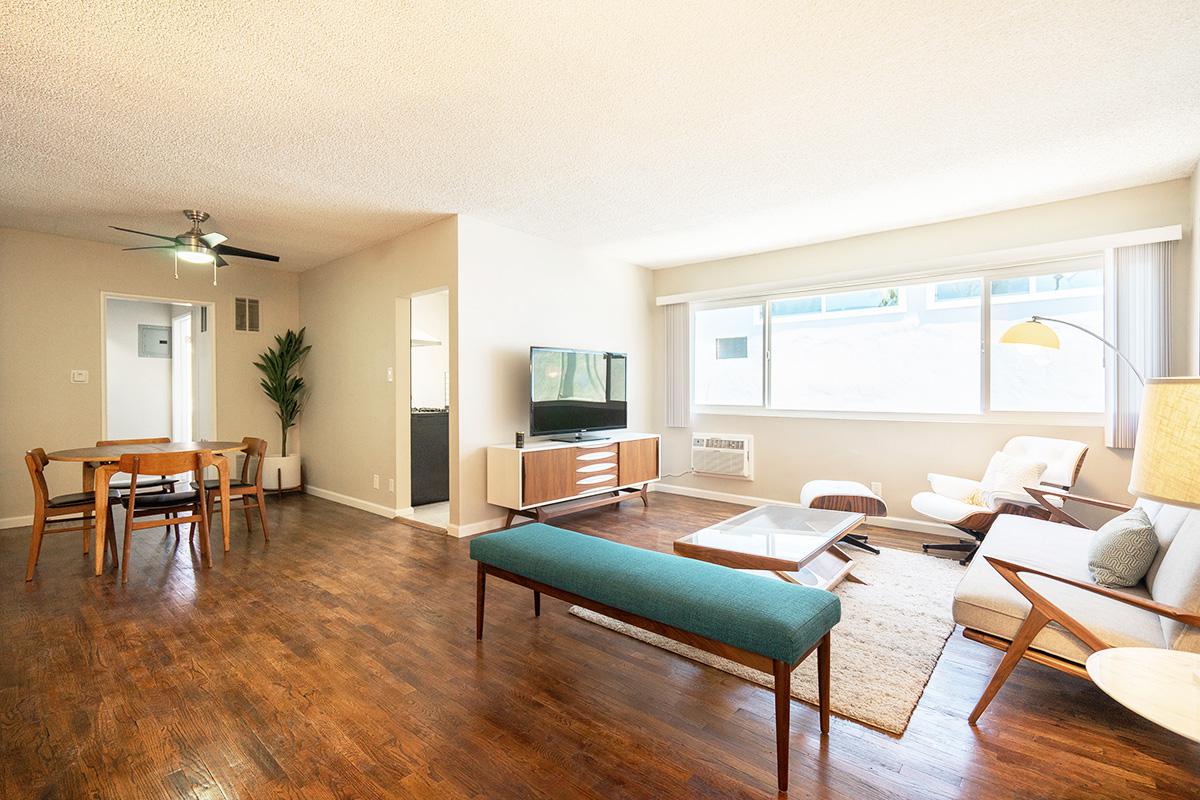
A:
[193,437,270,542]
[95,438,177,494]
[116,450,213,584]
[25,448,119,581]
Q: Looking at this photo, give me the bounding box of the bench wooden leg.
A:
[476,563,486,640]
[818,632,831,734]
[772,659,790,792]
[533,590,541,617]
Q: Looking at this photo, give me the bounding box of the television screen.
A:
[530,347,627,437]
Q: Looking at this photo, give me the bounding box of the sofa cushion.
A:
[1140,500,1194,590]
[470,523,841,664]
[1086,507,1157,587]
[1143,507,1200,652]
[953,515,1165,664]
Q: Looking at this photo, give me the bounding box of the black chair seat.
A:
[191,479,252,491]
[109,475,176,490]
[47,490,118,509]
[119,491,200,509]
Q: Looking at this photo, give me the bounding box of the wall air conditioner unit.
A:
[691,433,753,479]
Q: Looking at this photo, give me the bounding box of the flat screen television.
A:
[530,347,627,441]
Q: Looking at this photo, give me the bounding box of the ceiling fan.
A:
[111,210,279,283]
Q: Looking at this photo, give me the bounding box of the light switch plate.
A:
[70,369,89,384]
[386,367,394,383]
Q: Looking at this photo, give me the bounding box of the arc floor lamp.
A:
[1000,315,1145,385]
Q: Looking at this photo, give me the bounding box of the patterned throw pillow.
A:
[1087,507,1158,587]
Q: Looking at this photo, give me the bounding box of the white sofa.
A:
[954,493,1200,721]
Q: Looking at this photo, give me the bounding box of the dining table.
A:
[46,440,247,576]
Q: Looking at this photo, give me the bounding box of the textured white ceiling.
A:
[2,1,1199,271]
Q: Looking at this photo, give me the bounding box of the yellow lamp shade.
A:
[1129,377,1200,509]
[1000,319,1060,349]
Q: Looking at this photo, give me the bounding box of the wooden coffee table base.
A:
[774,544,866,589]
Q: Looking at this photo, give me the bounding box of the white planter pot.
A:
[263,454,302,490]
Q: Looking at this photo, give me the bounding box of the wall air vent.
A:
[691,433,753,479]
[235,297,260,332]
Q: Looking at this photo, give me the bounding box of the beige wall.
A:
[455,217,654,534]
[1192,168,1200,373]
[650,180,1196,523]
[298,217,458,515]
[0,227,300,524]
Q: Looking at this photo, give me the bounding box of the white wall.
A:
[455,216,654,534]
[104,298,174,440]
[411,290,449,409]
[651,179,1195,524]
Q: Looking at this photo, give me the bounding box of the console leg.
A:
[533,590,541,617]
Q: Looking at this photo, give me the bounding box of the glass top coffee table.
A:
[673,504,866,589]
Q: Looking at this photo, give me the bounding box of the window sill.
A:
[690,405,1105,427]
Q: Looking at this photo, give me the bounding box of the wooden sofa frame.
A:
[475,562,831,793]
[967,488,1200,724]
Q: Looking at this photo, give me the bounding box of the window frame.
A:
[690,257,1106,426]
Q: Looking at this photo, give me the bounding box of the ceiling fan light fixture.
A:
[176,244,215,264]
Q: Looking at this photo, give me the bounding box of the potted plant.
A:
[255,327,311,490]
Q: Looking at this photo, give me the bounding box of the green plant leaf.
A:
[255,328,311,457]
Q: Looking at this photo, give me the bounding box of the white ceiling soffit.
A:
[2,1,1199,272]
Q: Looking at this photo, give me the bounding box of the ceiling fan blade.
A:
[213,244,280,262]
[215,255,229,267]
[123,245,176,251]
[109,225,179,243]
[200,231,228,247]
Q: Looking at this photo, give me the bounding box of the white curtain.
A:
[664,303,690,428]
[1104,242,1172,448]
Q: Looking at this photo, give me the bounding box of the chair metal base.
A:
[839,533,880,555]
[921,539,980,565]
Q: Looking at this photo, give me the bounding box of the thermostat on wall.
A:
[70,370,89,384]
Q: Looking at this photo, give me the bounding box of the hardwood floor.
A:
[1,493,1196,799]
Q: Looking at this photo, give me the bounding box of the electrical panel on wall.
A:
[138,324,171,358]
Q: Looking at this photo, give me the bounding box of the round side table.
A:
[1086,647,1200,743]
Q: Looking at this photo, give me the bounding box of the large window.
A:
[771,282,980,413]
[989,269,1104,412]
[694,304,764,406]
[692,260,1105,417]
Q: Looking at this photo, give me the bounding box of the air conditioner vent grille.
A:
[691,433,753,479]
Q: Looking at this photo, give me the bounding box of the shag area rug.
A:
[570,546,964,734]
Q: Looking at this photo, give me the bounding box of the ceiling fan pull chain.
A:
[212,260,218,286]
[173,250,179,280]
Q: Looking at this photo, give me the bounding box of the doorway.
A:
[396,288,450,532]
[103,294,215,442]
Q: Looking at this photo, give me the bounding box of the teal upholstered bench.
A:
[470,523,841,792]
